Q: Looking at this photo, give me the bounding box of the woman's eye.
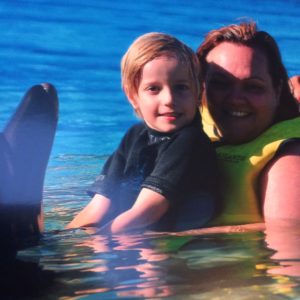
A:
[244,83,265,93]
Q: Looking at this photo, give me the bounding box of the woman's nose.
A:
[228,84,246,104]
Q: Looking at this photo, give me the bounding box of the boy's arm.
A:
[98,188,169,234]
[66,193,111,228]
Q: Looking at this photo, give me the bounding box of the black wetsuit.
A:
[89,113,218,231]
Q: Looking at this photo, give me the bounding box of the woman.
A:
[196,22,300,227]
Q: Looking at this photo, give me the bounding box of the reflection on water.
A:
[6,229,298,299]
[265,225,300,279]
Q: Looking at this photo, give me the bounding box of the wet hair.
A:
[121,32,201,99]
[197,22,299,123]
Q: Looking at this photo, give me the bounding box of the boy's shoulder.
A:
[120,122,148,146]
[173,123,211,145]
[125,122,147,137]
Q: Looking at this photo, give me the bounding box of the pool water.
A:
[1,0,300,298]
[12,228,300,299]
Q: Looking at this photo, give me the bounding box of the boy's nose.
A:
[162,88,175,106]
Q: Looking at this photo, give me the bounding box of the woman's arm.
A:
[98,188,169,234]
[66,193,111,228]
[261,141,300,225]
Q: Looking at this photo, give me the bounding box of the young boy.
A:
[67,33,218,233]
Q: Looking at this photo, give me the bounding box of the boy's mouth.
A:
[159,112,181,120]
[159,112,180,117]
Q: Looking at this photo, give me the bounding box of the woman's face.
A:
[204,42,280,144]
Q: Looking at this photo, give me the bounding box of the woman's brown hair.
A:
[197,22,299,122]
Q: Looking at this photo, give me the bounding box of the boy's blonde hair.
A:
[121,32,201,99]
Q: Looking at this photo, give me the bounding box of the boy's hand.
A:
[66,194,111,229]
[99,188,169,234]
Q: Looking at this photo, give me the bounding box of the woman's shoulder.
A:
[261,139,300,221]
[263,139,300,179]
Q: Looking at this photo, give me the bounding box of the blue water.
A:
[1,0,300,299]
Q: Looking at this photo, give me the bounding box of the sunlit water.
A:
[1,0,300,299]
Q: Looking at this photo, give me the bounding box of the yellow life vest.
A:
[201,107,300,225]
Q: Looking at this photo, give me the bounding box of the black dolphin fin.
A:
[0,83,58,250]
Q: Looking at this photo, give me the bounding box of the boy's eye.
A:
[145,85,160,93]
[175,83,190,91]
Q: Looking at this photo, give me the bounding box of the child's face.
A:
[129,55,198,133]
